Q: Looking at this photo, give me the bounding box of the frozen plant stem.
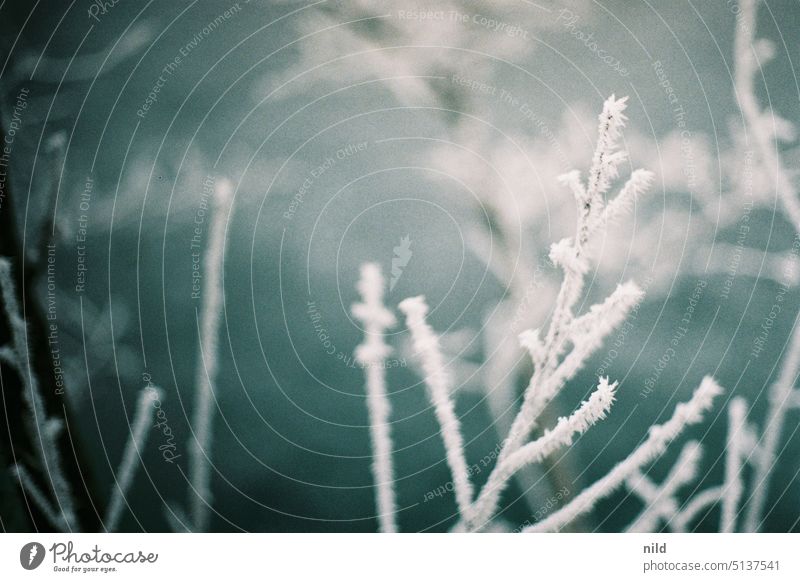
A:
[470,378,617,528]
[734,0,800,532]
[105,386,162,532]
[466,96,651,530]
[671,486,724,532]
[352,264,398,533]
[743,320,800,531]
[524,377,723,532]
[733,0,800,231]
[721,397,747,533]
[500,97,650,462]
[362,96,669,533]
[10,464,67,530]
[400,296,475,524]
[0,258,78,531]
[188,177,232,532]
[626,441,701,533]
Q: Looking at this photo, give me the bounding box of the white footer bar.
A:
[1,533,796,580]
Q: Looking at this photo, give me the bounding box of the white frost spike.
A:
[600,169,655,226]
[569,282,644,345]
[506,378,617,472]
[557,170,586,204]
[400,295,474,523]
[352,263,398,533]
[524,377,723,532]
[188,176,232,532]
[721,397,748,533]
[470,378,617,529]
[626,441,702,532]
[587,95,630,203]
[105,385,162,532]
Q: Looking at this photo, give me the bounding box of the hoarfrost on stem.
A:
[353,263,399,533]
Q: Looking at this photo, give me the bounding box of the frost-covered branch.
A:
[497,97,651,467]
[515,290,638,426]
[733,0,800,230]
[470,378,617,529]
[566,283,645,356]
[459,95,652,530]
[9,464,67,530]
[105,385,162,532]
[541,97,632,376]
[626,441,702,532]
[400,295,474,523]
[0,258,78,531]
[722,397,748,533]
[188,177,232,532]
[625,470,659,505]
[586,96,629,201]
[500,280,642,472]
[352,263,398,533]
[366,96,662,534]
[671,486,724,532]
[524,377,723,532]
[665,397,755,533]
[600,169,655,228]
[733,0,800,533]
[739,195,800,531]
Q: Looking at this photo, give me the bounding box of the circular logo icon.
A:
[20,542,46,570]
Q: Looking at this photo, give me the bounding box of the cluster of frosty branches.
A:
[729,0,800,533]
[1,258,160,532]
[352,97,724,532]
[625,441,703,533]
[619,395,759,533]
[1,172,232,532]
[526,378,722,532]
[0,258,78,531]
[616,0,800,535]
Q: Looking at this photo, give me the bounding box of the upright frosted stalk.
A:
[0,258,78,531]
[352,263,398,532]
[733,0,800,532]
[400,295,475,524]
[105,386,162,532]
[721,398,747,533]
[188,177,232,532]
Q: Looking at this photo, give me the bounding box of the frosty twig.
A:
[353,263,398,532]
